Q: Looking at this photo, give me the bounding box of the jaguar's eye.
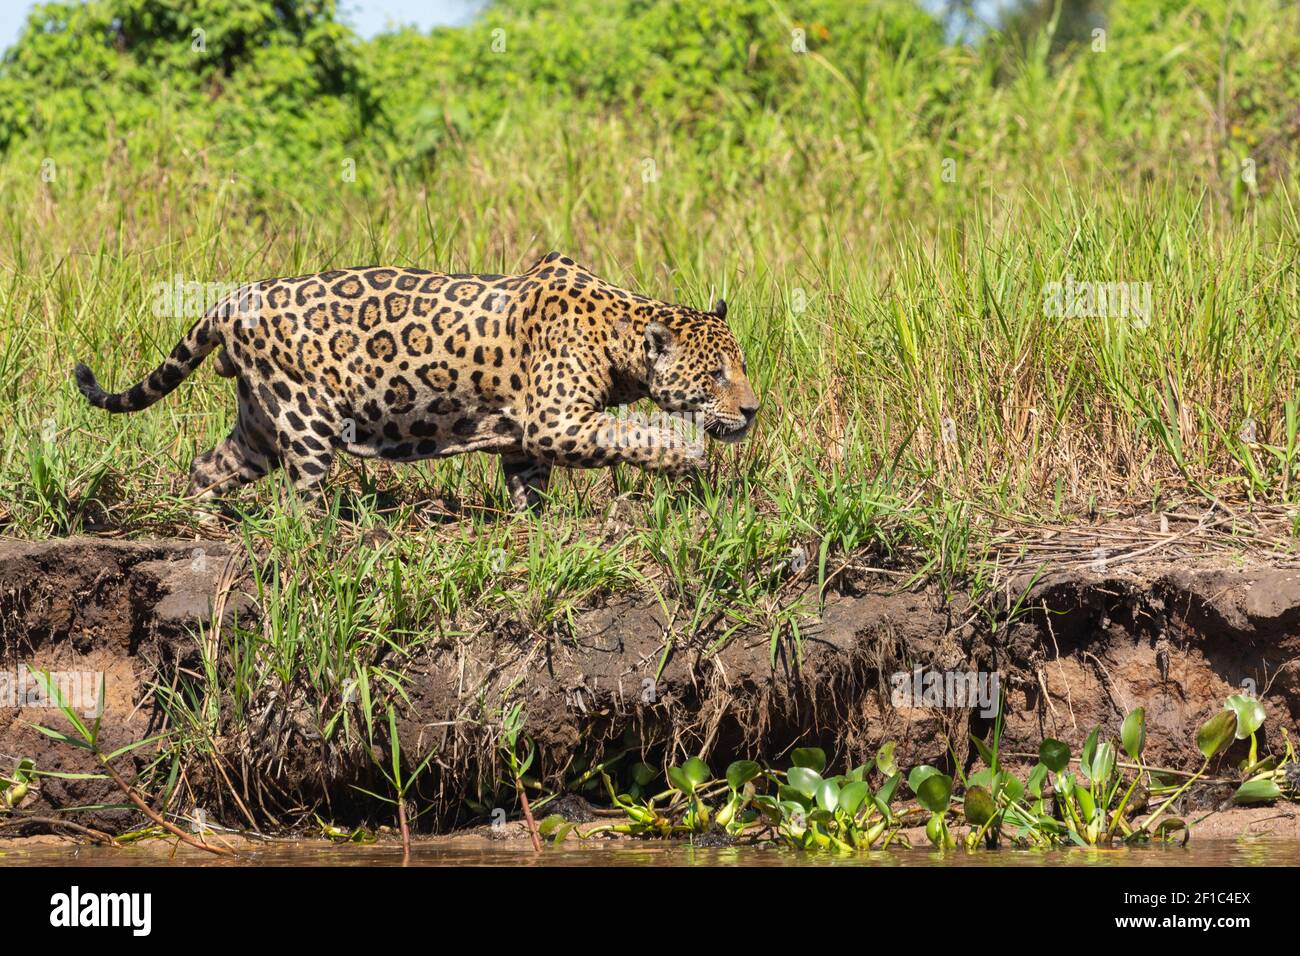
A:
[712,368,727,385]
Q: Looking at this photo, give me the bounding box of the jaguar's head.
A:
[644,299,759,442]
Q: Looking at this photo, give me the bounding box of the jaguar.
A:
[75,253,759,510]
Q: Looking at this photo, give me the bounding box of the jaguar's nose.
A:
[740,402,758,424]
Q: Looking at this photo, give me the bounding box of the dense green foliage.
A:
[1,0,944,181]
[5,0,1297,194]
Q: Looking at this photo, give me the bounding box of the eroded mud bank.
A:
[2,536,1298,835]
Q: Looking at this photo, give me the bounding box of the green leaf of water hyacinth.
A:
[838,781,870,816]
[1232,778,1282,805]
[1121,707,1146,761]
[908,764,941,795]
[1223,695,1265,740]
[877,772,902,806]
[682,756,710,787]
[963,785,995,826]
[816,780,839,813]
[916,773,953,814]
[876,741,898,777]
[1197,711,1237,760]
[1039,739,1070,773]
[968,768,995,791]
[777,784,811,809]
[725,760,760,790]
[669,759,710,795]
[1026,763,1047,798]
[787,766,823,799]
[667,765,692,794]
[791,747,826,773]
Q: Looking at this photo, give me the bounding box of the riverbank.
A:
[2,517,1297,839]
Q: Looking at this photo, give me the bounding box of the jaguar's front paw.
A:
[656,439,707,477]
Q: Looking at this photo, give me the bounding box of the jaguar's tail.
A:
[75,314,223,414]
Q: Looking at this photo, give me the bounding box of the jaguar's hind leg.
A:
[187,428,278,501]
[186,392,280,521]
[275,415,337,510]
[501,453,552,511]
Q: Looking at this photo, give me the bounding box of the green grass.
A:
[3,100,1298,617]
[4,151,1295,515]
[2,126,1297,634]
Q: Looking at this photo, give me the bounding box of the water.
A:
[6,837,1297,866]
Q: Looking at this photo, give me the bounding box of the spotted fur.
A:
[75,253,759,509]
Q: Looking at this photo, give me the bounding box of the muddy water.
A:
[6,838,1298,866]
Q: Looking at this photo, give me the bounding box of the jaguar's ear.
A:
[644,321,676,366]
[713,298,727,320]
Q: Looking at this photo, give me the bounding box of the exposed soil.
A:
[2,534,1299,838]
